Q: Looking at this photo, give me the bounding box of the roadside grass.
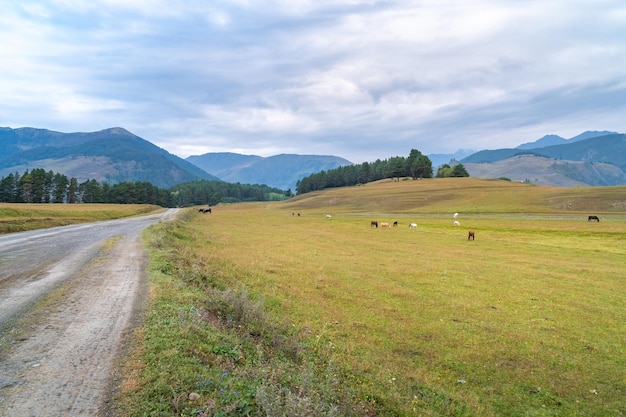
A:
[117,215,374,417]
[120,178,626,416]
[0,203,164,234]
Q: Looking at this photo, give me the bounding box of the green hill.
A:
[0,127,219,188]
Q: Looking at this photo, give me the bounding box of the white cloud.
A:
[1,0,625,163]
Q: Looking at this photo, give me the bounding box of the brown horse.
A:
[371,220,378,228]
[468,230,475,240]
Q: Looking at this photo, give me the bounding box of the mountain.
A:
[515,130,616,150]
[461,132,626,186]
[427,149,476,167]
[464,154,626,186]
[186,153,353,191]
[0,127,219,188]
[516,134,567,150]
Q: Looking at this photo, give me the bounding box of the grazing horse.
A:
[393,221,398,227]
[380,222,390,229]
[326,214,332,219]
[199,207,212,213]
[454,220,460,226]
[409,223,417,229]
[371,220,378,228]
[588,215,600,222]
[468,230,475,240]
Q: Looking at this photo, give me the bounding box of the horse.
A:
[468,230,475,240]
[588,215,600,222]
[409,223,417,229]
[380,222,390,229]
[371,220,378,228]
[454,220,460,226]
[326,214,332,219]
[393,221,398,227]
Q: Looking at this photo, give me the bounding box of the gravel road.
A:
[0,209,178,416]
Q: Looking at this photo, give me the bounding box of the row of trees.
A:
[0,169,174,206]
[170,180,290,207]
[0,169,292,207]
[296,149,434,194]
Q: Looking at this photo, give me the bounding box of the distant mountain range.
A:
[0,127,218,188]
[186,152,352,191]
[461,131,626,186]
[2,126,625,189]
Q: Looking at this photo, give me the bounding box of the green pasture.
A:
[179,201,624,416]
[0,203,164,234]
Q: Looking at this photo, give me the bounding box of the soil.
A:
[0,209,177,416]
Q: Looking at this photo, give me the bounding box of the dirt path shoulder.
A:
[0,210,176,416]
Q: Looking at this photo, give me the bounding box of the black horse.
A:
[588,215,599,222]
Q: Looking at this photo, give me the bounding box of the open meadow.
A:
[123,178,625,416]
[0,203,165,234]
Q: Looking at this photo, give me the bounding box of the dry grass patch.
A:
[0,203,163,234]
[180,186,625,416]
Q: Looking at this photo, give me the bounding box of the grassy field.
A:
[117,178,626,416]
[0,203,165,234]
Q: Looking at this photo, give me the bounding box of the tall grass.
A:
[122,178,626,416]
[0,203,163,234]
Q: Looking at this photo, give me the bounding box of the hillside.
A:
[279,176,626,214]
[515,130,616,150]
[464,154,626,186]
[0,127,219,188]
[186,152,353,191]
[461,132,626,186]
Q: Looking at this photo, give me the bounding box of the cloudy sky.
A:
[2,1,625,163]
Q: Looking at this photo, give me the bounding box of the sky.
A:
[2,1,626,163]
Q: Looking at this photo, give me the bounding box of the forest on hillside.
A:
[0,169,291,207]
[295,149,468,194]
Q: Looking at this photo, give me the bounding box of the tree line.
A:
[296,149,438,194]
[0,169,291,207]
[295,149,471,194]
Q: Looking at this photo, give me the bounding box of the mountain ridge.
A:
[186,152,353,191]
[0,127,219,188]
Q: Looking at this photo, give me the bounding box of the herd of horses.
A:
[364,215,601,240]
[370,219,476,240]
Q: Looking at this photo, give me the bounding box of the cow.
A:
[588,215,600,222]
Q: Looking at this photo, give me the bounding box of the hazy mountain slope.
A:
[465,154,626,186]
[516,134,567,150]
[462,133,626,167]
[186,152,262,179]
[187,153,353,190]
[530,134,626,171]
[0,127,219,188]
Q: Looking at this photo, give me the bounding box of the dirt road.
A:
[0,209,178,416]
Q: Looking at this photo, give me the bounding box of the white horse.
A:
[326,214,332,219]
[454,220,460,226]
[409,223,417,229]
